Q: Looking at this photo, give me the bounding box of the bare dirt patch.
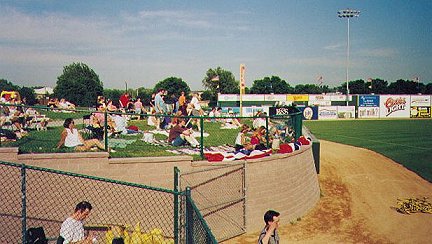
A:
[226,140,432,243]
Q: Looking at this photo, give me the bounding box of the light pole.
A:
[338,8,360,106]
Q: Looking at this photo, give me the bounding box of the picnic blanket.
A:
[108,139,136,149]
[148,129,209,138]
[204,149,272,162]
[204,136,312,162]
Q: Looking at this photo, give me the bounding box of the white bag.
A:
[142,132,154,143]
[272,138,280,150]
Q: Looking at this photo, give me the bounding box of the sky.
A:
[0,0,431,91]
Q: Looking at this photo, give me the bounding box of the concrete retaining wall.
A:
[0,146,320,234]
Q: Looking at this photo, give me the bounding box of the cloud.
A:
[324,43,345,51]
[357,48,398,58]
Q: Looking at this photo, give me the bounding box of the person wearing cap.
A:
[258,210,280,244]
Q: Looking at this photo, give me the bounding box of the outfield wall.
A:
[0,145,320,235]
[218,94,432,119]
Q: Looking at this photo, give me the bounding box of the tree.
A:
[388,79,419,94]
[202,67,239,95]
[250,76,293,94]
[424,83,432,94]
[0,79,20,92]
[54,62,103,107]
[368,78,388,94]
[136,88,153,106]
[349,79,368,94]
[153,77,191,101]
[201,90,217,107]
[294,84,324,94]
[19,87,37,105]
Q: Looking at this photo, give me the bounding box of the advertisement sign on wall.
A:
[242,94,265,101]
[265,94,287,102]
[410,95,431,107]
[318,106,338,120]
[337,106,355,119]
[309,95,332,106]
[410,106,431,118]
[379,95,411,118]
[309,95,331,101]
[358,95,380,107]
[218,94,239,101]
[331,95,349,102]
[308,100,332,106]
[358,107,380,118]
[287,94,309,102]
[298,106,318,120]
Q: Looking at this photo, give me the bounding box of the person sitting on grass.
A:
[222,110,242,128]
[168,118,199,147]
[234,124,252,151]
[57,118,105,152]
[251,126,269,150]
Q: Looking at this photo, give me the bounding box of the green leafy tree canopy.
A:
[54,62,103,107]
[202,67,239,95]
[250,76,293,94]
[154,77,191,101]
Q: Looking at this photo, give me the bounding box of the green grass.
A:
[304,119,432,182]
[2,118,244,160]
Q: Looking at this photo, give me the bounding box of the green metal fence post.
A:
[174,167,180,244]
[104,111,108,151]
[200,117,204,159]
[21,164,27,244]
[265,116,270,148]
[185,187,193,244]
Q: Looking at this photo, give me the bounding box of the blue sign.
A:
[298,106,318,120]
[359,95,379,107]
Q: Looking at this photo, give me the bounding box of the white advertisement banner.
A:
[264,94,287,101]
[337,106,355,119]
[379,95,411,118]
[331,95,349,101]
[218,94,239,101]
[410,95,431,106]
[309,94,331,101]
[309,100,332,106]
[358,107,380,119]
[318,106,338,120]
[241,94,265,101]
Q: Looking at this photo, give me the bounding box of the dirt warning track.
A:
[226,140,432,244]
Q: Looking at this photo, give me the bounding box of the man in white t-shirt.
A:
[59,201,93,244]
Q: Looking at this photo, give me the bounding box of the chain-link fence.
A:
[0,103,302,159]
[0,161,216,244]
[176,164,246,242]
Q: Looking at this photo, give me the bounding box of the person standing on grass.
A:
[258,210,280,244]
[59,201,94,244]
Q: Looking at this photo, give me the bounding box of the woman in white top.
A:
[57,118,105,151]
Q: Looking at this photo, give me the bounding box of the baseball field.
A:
[304,119,432,182]
[227,119,432,243]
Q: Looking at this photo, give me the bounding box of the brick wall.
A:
[244,147,320,232]
[0,146,320,234]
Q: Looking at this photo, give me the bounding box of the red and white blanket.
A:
[204,136,312,162]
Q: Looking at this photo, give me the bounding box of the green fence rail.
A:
[0,161,216,244]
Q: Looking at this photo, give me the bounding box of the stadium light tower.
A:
[338,8,360,106]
